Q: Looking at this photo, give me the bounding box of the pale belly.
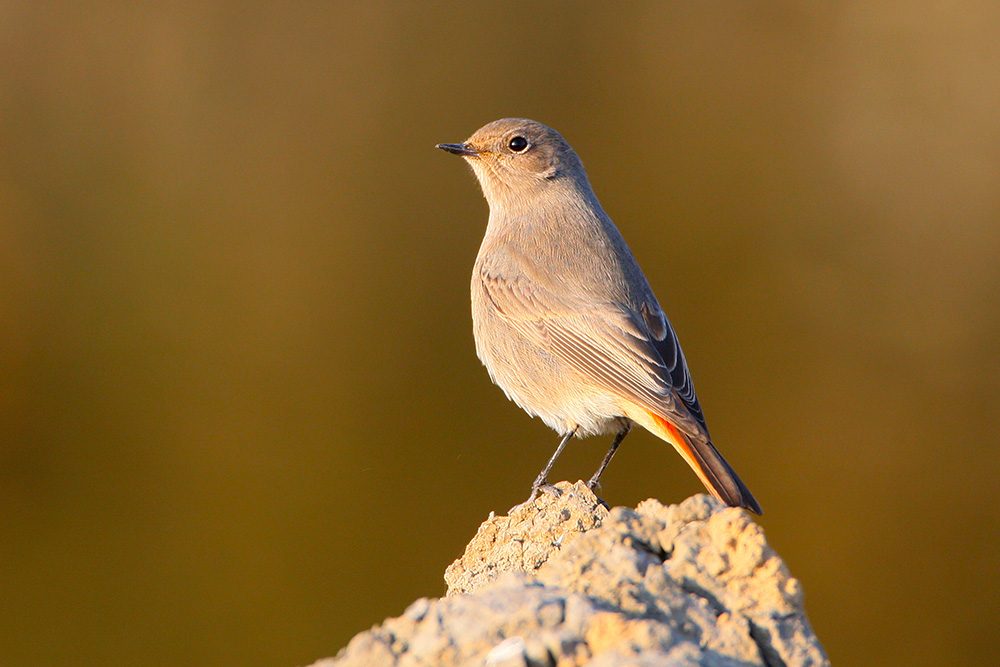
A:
[471,284,625,437]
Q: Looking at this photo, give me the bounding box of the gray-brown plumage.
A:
[437,118,761,514]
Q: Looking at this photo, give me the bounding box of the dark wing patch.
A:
[648,319,707,433]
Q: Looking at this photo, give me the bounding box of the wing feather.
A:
[480,268,709,441]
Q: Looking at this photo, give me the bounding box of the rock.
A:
[444,480,609,595]
[312,481,829,667]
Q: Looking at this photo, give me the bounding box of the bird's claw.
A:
[535,482,562,499]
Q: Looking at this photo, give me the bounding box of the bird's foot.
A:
[509,481,561,514]
[585,479,610,510]
[534,481,562,499]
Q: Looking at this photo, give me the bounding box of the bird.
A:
[436,118,761,514]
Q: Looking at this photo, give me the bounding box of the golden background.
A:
[2,3,998,666]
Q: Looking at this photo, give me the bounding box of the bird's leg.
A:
[587,422,632,492]
[524,426,578,503]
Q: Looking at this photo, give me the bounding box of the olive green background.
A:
[2,3,998,666]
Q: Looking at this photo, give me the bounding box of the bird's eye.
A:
[508,136,529,152]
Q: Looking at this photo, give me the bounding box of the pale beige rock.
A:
[444,481,609,595]
[313,482,829,667]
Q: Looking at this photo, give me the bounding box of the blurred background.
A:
[2,2,998,666]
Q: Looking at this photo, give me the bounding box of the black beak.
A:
[436,142,478,157]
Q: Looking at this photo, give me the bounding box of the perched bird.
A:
[437,118,761,514]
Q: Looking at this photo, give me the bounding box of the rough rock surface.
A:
[313,482,829,667]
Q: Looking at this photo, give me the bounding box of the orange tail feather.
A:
[647,411,762,514]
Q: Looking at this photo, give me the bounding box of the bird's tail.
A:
[639,409,762,515]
